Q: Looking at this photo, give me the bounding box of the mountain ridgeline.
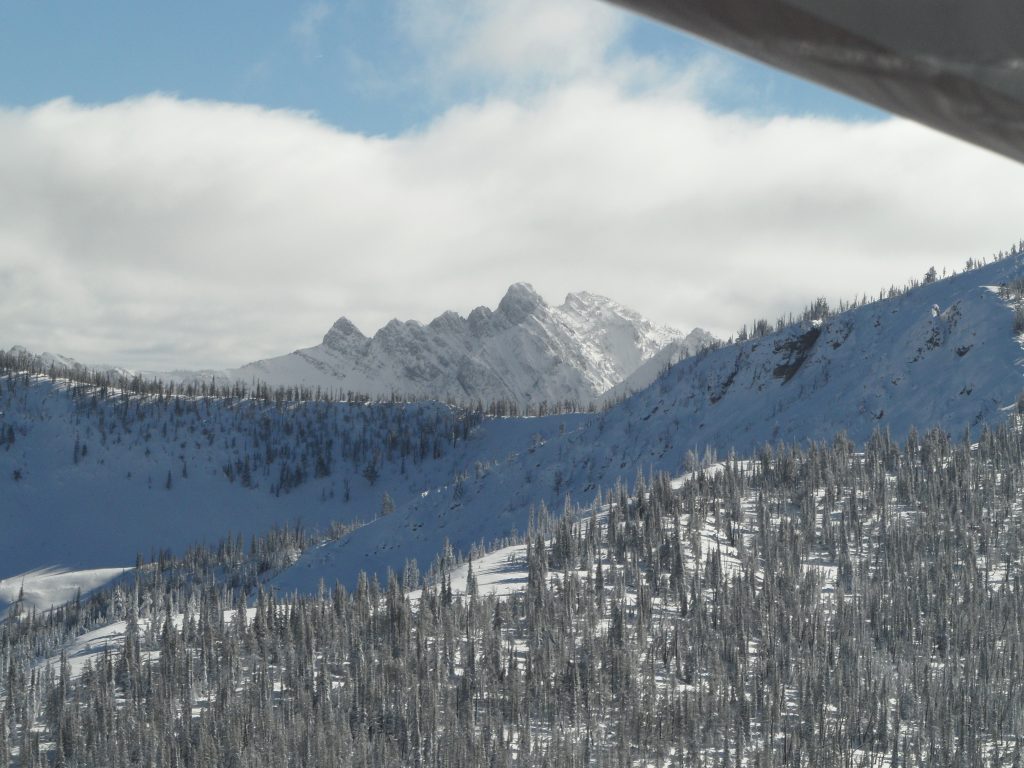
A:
[3,253,1024,589]
[232,283,713,407]
[273,254,1024,591]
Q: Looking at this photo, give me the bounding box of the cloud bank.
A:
[1,0,1023,370]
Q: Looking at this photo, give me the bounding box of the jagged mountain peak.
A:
[497,282,546,324]
[428,309,464,332]
[233,283,708,405]
[321,317,367,350]
[558,290,671,334]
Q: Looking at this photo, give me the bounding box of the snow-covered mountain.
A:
[273,254,1024,591]
[4,254,1024,593]
[232,283,713,405]
[3,345,131,379]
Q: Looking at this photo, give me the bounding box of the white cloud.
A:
[1,87,1022,371]
[397,0,628,87]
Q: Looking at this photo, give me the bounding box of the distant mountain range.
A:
[229,283,713,406]
[9,285,712,407]
[4,255,1024,587]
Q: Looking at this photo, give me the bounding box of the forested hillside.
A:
[3,418,1024,766]
[4,253,1024,593]
[276,252,1024,591]
[0,353,517,578]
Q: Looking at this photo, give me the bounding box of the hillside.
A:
[5,418,1024,766]
[0,370,489,578]
[273,255,1024,591]
[3,255,1024,593]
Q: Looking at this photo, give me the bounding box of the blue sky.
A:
[0,1,882,135]
[0,1,1021,370]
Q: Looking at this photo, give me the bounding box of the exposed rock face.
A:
[233,283,712,405]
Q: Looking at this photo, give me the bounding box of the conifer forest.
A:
[4,415,1024,766]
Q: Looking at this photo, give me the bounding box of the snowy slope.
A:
[5,256,1024,593]
[601,335,712,403]
[0,372,581,582]
[273,256,1024,592]
[15,423,1022,768]
[0,566,130,618]
[232,284,708,406]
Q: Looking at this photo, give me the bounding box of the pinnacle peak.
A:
[498,282,545,324]
[321,316,367,348]
[331,316,364,335]
[504,281,540,298]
